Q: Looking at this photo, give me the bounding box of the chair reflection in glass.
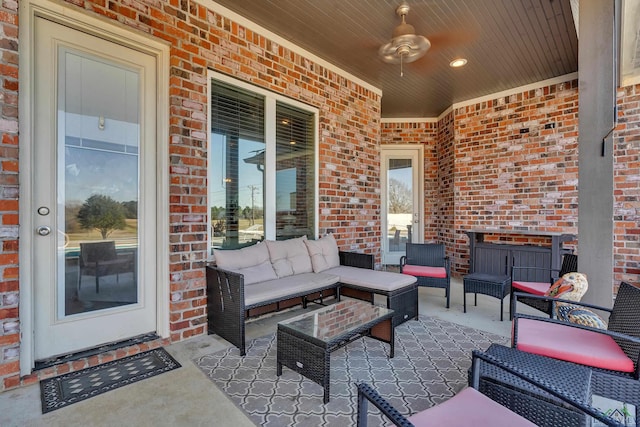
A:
[77,241,136,294]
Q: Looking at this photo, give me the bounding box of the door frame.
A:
[18,0,170,375]
[380,144,424,265]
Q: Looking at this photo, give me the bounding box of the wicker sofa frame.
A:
[207,251,417,356]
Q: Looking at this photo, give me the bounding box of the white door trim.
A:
[19,0,170,374]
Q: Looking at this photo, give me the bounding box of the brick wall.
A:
[380,122,439,242]
[614,83,640,290]
[452,80,580,275]
[0,0,20,392]
[0,0,380,391]
[437,111,458,269]
[389,81,581,276]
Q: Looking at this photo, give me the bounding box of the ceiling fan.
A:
[378,1,431,77]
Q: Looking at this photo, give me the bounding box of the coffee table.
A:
[276,299,394,403]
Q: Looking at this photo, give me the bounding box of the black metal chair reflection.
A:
[77,241,135,294]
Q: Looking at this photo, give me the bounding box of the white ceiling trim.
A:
[200,0,383,96]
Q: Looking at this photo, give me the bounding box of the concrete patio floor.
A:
[0,277,523,427]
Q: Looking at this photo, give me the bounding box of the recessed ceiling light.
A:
[449,58,468,68]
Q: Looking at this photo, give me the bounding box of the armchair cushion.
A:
[511,280,549,295]
[516,318,634,372]
[407,387,536,427]
[401,264,447,279]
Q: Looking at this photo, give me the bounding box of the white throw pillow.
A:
[304,234,340,273]
[230,260,278,285]
[265,236,313,277]
[213,243,270,270]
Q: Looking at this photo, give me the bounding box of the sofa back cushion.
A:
[266,236,313,277]
[304,234,340,273]
[213,243,277,285]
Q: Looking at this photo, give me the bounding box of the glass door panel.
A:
[59,51,140,316]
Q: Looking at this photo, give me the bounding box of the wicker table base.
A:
[463,273,511,321]
[276,299,394,403]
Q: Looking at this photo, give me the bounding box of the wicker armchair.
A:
[400,243,450,308]
[356,350,622,427]
[513,281,640,423]
[510,253,578,316]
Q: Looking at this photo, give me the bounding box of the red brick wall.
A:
[453,80,580,275]
[614,83,640,290]
[0,0,380,391]
[0,0,20,392]
[437,111,458,269]
[380,122,439,241]
[381,81,582,276]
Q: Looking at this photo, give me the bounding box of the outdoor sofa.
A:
[206,234,418,356]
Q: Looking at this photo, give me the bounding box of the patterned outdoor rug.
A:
[195,317,509,426]
[40,347,181,413]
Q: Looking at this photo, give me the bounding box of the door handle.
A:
[36,226,51,236]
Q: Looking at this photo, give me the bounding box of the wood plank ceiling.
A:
[210,0,578,118]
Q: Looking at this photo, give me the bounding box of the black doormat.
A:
[40,347,181,413]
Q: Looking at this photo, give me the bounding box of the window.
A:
[209,74,317,250]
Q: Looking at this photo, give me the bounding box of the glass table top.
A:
[278,299,393,343]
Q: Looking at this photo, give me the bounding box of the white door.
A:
[381,146,424,265]
[32,17,157,359]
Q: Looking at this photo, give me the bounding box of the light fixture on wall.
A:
[379,2,431,77]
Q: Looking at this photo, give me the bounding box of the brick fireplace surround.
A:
[0,0,638,393]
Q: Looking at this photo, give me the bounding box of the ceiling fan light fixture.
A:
[379,2,431,73]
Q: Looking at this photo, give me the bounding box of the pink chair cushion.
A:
[406,387,536,427]
[402,264,447,279]
[512,280,550,295]
[515,318,634,372]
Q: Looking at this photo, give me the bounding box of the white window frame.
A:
[207,71,319,250]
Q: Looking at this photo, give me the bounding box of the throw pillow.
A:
[304,234,340,273]
[265,236,313,277]
[213,242,270,270]
[556,305,608,329]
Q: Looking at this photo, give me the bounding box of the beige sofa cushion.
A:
[304,234,340,273]
[212,243,277,285]
[244,272,339,307]
[266,236,313,277]
[325,265,417,292]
